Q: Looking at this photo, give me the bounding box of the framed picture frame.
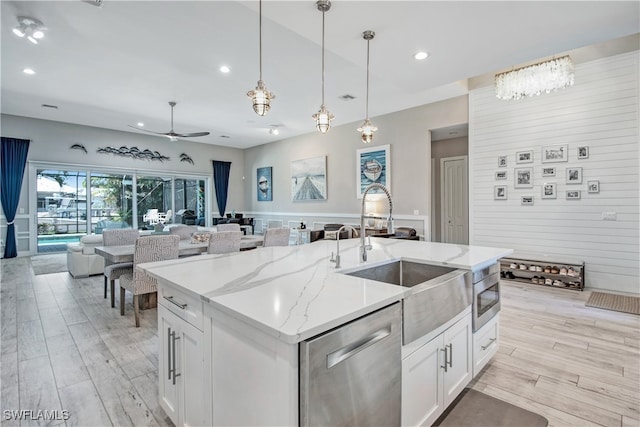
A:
[566,190,581,200]
[495,171,507,180]
[521,196,534,206]
[291,156,327,201]
[541,182,557,199]
[498,156,507,168]
[541,167,556,177]
[516,150,533,164]
[356,144,390,198]
[566,167,583,184]
[514,167,533,188]
[494,185,507,200]
[541,144,568,163]
[256,166,273,201]
[578,146,589,159]
[587,180,600,193]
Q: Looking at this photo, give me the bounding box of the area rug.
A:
[586,291,640,315]
[433,388,548,427]
[31,253,68,275]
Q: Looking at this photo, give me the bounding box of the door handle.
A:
[481,338,496,350]
[167,328,172,380]
[169,330,182,385]
[326,326,391,369]
[164,295,187,309]
[447,343,453,368]
[440,347,448,372]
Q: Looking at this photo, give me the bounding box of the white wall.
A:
[243,96,469,238]
[469,51,639,293]
[0,114,245,254]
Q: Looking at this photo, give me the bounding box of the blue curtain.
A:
[1,137,30,258]
[212,160,231,217]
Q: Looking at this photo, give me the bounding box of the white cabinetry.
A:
[158,284,211,427]
[402,314,472,427]
[473,313,499,377]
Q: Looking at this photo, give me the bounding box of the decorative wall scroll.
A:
[180,153,194,164]
[70,144,87,154]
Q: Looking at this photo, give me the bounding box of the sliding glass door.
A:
[90,172,134,234]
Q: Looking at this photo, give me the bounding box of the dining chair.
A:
[208,231,241,254]
[102,228,140,308]
[169,225,198,240]
[119,234,180,327]
[263,227,290,247]
[216,223,240,232]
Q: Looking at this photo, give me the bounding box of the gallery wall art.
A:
[257,166,272,201]
[356,144,390,198]
[291,156,327,201]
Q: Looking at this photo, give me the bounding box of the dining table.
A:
[95,235,264,309]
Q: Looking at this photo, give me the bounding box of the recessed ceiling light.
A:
[414,51,430,60]
[23,68,35,75]
[137,122,144,127]
[220,65,230,73]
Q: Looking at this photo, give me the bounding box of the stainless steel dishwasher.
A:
[299,302,401,426]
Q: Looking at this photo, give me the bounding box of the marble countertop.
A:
[139,238,512,344]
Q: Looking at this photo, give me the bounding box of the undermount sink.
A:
[342,260,472,345]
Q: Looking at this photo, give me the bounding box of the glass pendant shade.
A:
[357,119,378,143]
[495,56,574,100]
[247,80,274,116]
[313,105,334,134]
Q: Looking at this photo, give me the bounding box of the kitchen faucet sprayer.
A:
[360,183,393,262]
[330,225,358,268]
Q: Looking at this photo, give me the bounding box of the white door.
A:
[440,156,468,245]
[158,307,179,426]
[180,320,207,427]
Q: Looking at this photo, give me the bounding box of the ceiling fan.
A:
[128,101,210,141]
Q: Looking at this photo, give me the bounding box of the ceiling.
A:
[1,1,638,149]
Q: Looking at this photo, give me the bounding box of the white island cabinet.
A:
[139,238,512,426]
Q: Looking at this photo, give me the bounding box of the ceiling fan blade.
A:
[174,132,210,138]
[127,125,168,135]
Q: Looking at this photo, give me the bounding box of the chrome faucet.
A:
[330,225,357,269]
[360,183,393,262]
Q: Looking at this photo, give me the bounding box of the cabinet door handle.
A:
[447,343,453,368]
[167,328,172,380]
[440,347,448,372]
[164,295,187,309]
[481,337,496,350]
[171,332,181,385]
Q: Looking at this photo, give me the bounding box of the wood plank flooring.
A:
[1,256,639,426]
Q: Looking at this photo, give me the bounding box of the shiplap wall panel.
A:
[469,51,639,293]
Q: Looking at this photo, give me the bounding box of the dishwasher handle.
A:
[326,326,391,369]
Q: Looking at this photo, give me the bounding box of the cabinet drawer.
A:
[472,313,499,377]
[158,284,204,331]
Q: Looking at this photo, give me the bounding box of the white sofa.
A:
[67,235,105,278]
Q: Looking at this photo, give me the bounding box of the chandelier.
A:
[13,16,46,44]
[312,0,334,134]
[357,30,378,143]
[495,56,575,100]
[247,0,275,116]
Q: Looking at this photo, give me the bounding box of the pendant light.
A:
[247,0,274,116]
[312,0,334,134]
[357,30,378,143]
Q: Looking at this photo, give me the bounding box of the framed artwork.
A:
[514,167,533,188]
[588,180,600,193]
[291,156,327,201]
[495,171,507,180]
[516,150,533,164]
[566,167,583,184]
[578,146,589,159]
[256,166,273,201]
[541,167,556,177]
[356,144,390,198]
[521,196,534,206]
[541,144,568,163]
[566,190,581,200]
[494,185,507,200]
[498,156,507,168]
[541,182,557,199]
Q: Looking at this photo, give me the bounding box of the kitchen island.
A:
[139,238,512,426]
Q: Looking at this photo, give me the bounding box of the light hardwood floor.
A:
[1,256,639,427]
